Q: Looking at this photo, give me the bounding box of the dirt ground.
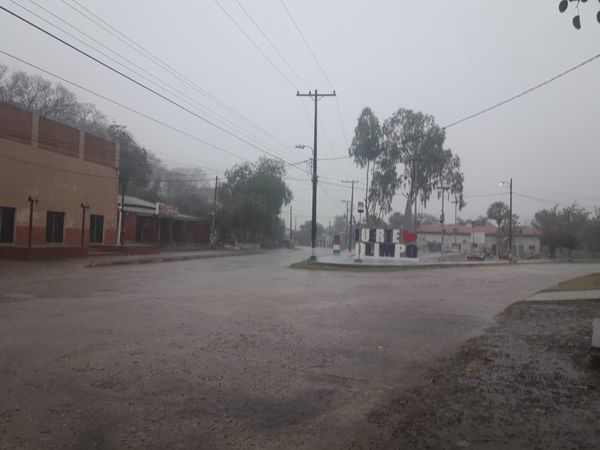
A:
[352,299,600,449]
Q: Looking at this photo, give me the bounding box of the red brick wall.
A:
[84,133,116,168]
[14,226,45,246]
[38,116,79,158]
[194,221,210,243]
[104,229,117,245]
[0,246,87,260]
[0,101,32,145]
[122,213,137,242]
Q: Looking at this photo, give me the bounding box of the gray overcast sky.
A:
[2,0,600,225]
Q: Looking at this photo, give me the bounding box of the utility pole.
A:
[508,178,513,262]
[451,197,459,247]
[328,220,331,247]
[289,205,293,243]
[211,175,218,247]
[297,89,336,261]
[341,200,349,253]
[437,186,450,257]
[119,178,128,247]
[341,179,359,252]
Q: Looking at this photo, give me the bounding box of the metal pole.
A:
[80,203,88,247]
[289,205,293,243]
[211,175,218,246]
[27,196,36,247]
[509,178,513,262]
[120,179,127,247]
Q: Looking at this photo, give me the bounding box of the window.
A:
[0,207,15,243]
[46,211,65,243]
[90,214,104,244]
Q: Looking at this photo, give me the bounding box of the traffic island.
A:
[290,257,508,272]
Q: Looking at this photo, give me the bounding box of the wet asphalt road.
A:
[0,251,597,449]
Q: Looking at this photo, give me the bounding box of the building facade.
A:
[118,196,209,246]
[0,101,119,259]
[416,224,541,257]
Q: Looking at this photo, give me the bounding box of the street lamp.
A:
[498,178,513,262]
[297,144,318,261]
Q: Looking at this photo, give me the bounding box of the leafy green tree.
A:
[388,212,405,228]
[532,204,589,258]
[332,214,348,234]
[471,215,492,226]
[417,212,441,225]
[109,124,154,196]
[380,108,464,231]
[348,107,383,225]
[487,201,510,227]
[295,220,325,246]
[218,157,292,242]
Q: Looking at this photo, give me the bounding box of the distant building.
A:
[118,195,209,246]
[416,224,541,257]
[0,101,119,259]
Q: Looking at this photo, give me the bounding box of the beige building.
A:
[0,101,119,259]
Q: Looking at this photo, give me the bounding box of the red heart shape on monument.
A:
[402,230,418,243]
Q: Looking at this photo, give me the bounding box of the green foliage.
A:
[486,201,510,227]
[348,107,384,223]
[533,204,590,258]
[348,107,465,228]
[388,212,405,228]
[218,157,292,242]
[471,215,492,226]
[295,220,325,246]
[418,212,441,225]
[332,215,348,234]
[381,108,465,216]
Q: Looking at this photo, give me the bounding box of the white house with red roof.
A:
[416,224,541,257]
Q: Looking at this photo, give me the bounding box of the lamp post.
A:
[355,201,364,263]
[27,196,38,247]
[80,203,90,247]
[296,144,318,261]
[498,178,513,262]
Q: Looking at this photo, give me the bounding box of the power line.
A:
[279,0,334,89]
[61,0,295,154]
[0,6,303,169]
[15,0,296,161]
[231,0,309,90]
[214,0,297,90]
[443,52,600,129]
[0,50,248,162]
[12,0,279,155]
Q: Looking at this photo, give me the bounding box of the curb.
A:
[86,251,258,268]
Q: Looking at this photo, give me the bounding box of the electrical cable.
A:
[443,52,600,129]
[0,5,303,168]
[61,0,295,153]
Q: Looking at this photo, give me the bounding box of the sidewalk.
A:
[85,248,259,268]
[526,289,600,301]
